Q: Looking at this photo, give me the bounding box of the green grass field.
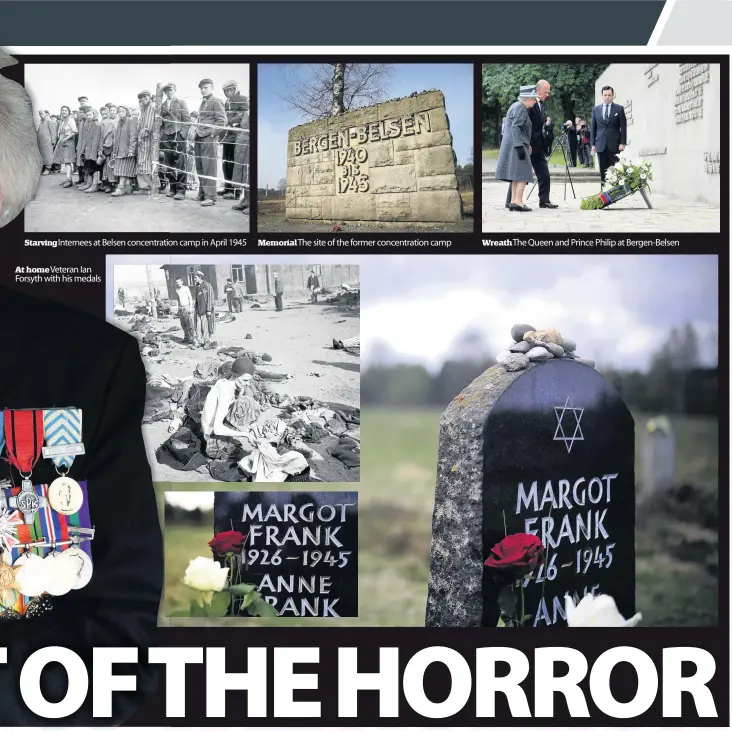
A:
[482,146,582,168]
[161,408,718,627]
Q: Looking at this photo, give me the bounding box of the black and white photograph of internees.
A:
[25,63,250,233]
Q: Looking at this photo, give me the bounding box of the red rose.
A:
[209,530,247,555]
[484,533,545,580]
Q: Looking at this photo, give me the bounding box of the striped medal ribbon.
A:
[43,409,85,516]
[3,410,45,525]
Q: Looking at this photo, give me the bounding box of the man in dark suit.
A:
[221,80,249,200]
[506,79,558,209]
[591,85,628,184]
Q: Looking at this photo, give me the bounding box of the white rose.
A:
[183,556,229,593]
[565,593,642,627]
[640,173,647,179]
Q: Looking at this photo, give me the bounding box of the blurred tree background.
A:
[482,63,608,148]
[363,322,718,416]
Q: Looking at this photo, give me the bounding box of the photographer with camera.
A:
[578,119,592,167]
[542,116,554,157]
[564,119,578,167]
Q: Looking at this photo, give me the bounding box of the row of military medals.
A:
[0,409,93,616]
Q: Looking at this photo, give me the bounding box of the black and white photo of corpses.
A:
[113,262,360,483]
[24,63,250,233]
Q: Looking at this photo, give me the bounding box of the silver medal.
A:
[48,476,84,515]
[63,546,93,590]
[14,553,48,597]
[44,551,78,596]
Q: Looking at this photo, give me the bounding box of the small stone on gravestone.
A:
[576,358,596,368]
[509,341,532,354]
[426,352,635,628]
[511,323,535,343]
[535,341,565,358]
[527,346,553,361]
[503,353,529,371]
[562,339,577,353]
[524,329,564,345]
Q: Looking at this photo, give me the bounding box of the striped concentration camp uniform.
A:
[136,100,156,175]
[111,114,139,178]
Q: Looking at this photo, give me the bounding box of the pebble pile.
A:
[496,323,596,373]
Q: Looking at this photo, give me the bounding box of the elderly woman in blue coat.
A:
[495,84,540,212]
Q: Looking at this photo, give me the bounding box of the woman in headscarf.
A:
[51,105,78,189]
[494,84,539,212]
[37,109,56,175]
[110,105,139,197]
[79,106,103,193]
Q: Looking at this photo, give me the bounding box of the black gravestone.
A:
[213,491,358,618]
[482,359,635,626]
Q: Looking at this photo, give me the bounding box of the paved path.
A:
[481,179,720,233]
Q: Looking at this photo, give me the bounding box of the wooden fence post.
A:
[152,83,163,198]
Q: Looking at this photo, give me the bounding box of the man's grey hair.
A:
[0,51,41,228]
[537,79,550,91]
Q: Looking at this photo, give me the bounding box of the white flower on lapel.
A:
[565,592,642,627]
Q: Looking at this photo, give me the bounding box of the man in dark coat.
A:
[506,79,558,209]
[193,270,216,345]
[194,79,226,206]
[591,85,628,185]
[273,272,284,312]
[160,82,191,200]
[221,80,249,200]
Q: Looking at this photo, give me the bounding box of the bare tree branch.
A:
[277,63,394,121]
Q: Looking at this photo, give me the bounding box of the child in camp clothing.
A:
[0,285,162,725]
[98,104,118,193]
[51,105,77,188]
[79,107,103,193]
[111,105,138,197]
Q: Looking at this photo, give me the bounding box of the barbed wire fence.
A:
[149,83,250,201]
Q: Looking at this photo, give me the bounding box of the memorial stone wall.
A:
[285,90,462,224]
[595,63,720,205]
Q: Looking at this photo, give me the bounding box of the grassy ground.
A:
[482,146,590,168]
[161,409,718,627]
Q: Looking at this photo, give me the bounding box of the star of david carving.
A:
[554,396,584,454]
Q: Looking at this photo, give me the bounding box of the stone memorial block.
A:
[214,491,358,617]
[285,90,462,224]
[595,63,720,205]
[426,359,635,627]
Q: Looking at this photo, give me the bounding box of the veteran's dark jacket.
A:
[0,286,162,725]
